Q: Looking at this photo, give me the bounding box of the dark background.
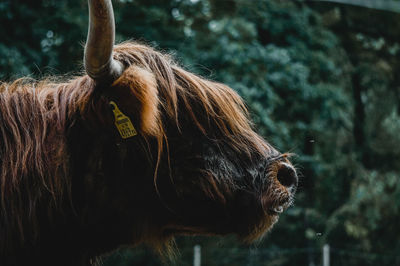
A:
[1,0,400,265]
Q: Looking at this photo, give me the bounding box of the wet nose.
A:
[276,163,298,188]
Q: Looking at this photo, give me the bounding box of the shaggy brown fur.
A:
[0,76,94,245]
[111,42,270,152]
[0,42,296,265]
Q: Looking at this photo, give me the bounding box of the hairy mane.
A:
[0,41,268,249]
[113,42,269,155]
[0,75,96,248]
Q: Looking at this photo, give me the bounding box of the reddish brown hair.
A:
[112,42,271,153]
[0,42,273,250]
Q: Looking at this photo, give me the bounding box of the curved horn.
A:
[84,0,124,83]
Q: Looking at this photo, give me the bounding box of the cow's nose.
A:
[276,163,298,189]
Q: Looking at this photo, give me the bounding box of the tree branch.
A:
[304,0,400,13]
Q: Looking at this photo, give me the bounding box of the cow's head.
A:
[82,0,297,254]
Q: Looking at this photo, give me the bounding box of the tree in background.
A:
[309,3,400,265]
[0,0,399,265]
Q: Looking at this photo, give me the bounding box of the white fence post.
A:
[194,245,201,266]
[323,244,330,266]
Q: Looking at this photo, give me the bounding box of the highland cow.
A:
[0,0,298,265]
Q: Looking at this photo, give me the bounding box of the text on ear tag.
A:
[109,101,137,139]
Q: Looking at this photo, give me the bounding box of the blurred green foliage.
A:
[1,0,400,265]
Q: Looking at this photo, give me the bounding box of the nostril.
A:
[276,163,298,188]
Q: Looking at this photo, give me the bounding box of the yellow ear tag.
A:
[109,101,137,139]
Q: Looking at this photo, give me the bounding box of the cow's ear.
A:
[110,65,161,137]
